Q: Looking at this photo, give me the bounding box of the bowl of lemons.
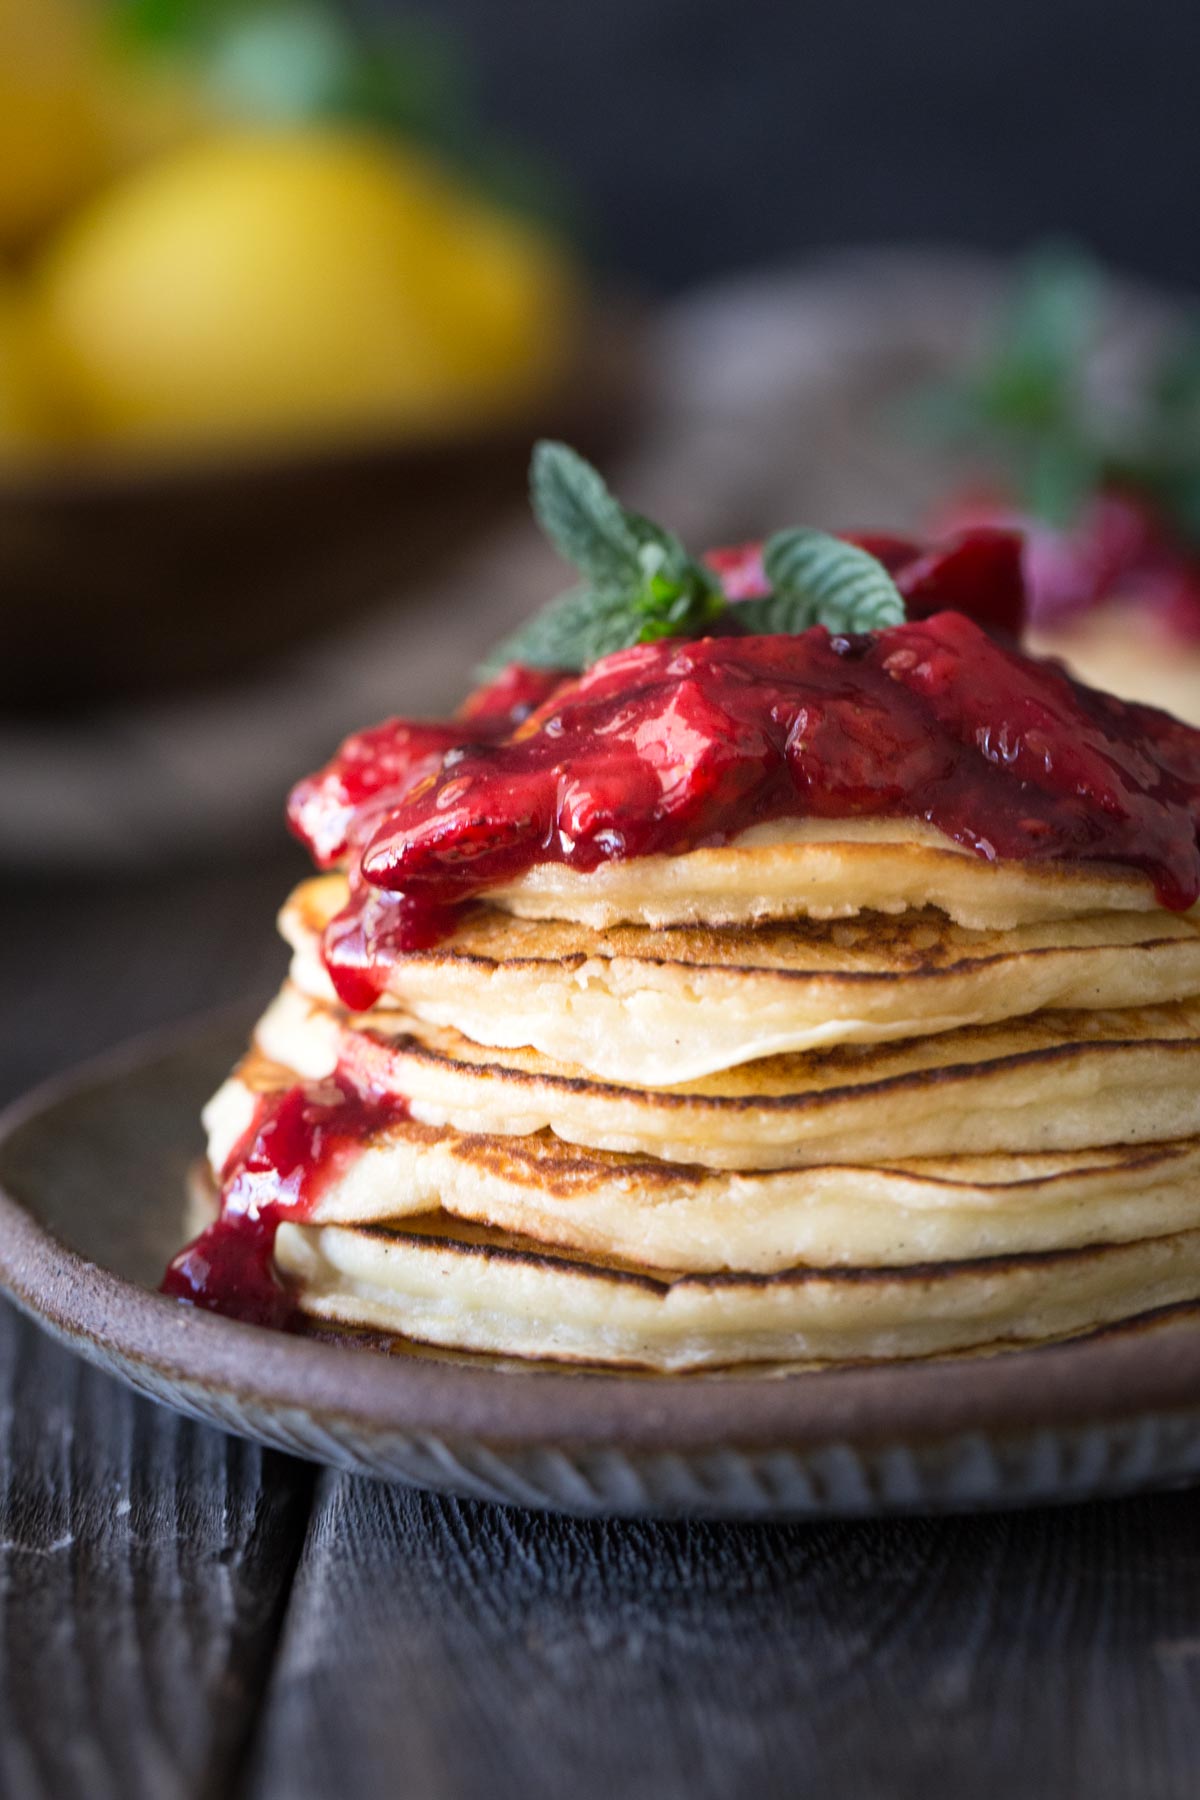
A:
[0,0,623,709]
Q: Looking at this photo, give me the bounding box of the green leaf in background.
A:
[203,4,372,123]
[910,240,1200,549]
[108,0,575,229]
[1152,328,1200,432]
[744,530,905,633]
[1135,324,1200,538]
[983,240,1101,423]
[910,240,1104,527]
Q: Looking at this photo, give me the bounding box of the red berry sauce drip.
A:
[162,1070,406,1328]
[287,662,567,867]
[315,610,1200,1006]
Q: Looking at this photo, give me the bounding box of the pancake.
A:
[283,878,1200,1085]
[205,1057,1200,1274]
[487,818,1166,932]
[255,984,1200,1170]
[274,1212,1200,1371]
[1027,614,1200,731]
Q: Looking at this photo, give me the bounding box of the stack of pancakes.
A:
[199,817,1200,1370]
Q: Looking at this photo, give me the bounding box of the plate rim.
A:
[3,1012,1200,1459]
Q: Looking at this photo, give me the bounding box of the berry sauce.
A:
[162,1070,406,1328]
[706,526,1026,636]
[288,663,565,867]
[169,539,1200,1321]
[312,611,1200,1007]
[931,488,1200,639]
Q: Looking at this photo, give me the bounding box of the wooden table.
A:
[3,856,1200,1799]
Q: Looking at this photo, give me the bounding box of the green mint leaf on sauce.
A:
[494,442,724,670]
[481,584,658,674]
[741,530,905,633]
[529,440,646,592]
[530,442,724,636]
[480,442,906,676]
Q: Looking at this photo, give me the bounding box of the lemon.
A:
[0,0,113,249]
[420,186,582,415]
[34,127,579,455]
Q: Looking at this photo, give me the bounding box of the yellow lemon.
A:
[417,184,582,415]
[0,0,113,249]
[34,127,579,455]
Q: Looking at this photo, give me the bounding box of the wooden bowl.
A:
[0,306,641,713]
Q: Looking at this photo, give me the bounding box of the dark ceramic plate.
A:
[2,1013,1200,1519]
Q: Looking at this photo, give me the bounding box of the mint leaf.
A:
[530,441,644,592]
[631,556,726,640]
[204,4,354,120]
[624,511,690,571]
[483,447,906,678]
[478,585,650,677]
[990,242,1100,417]
[745,530,905,633]
[501,443,727,673]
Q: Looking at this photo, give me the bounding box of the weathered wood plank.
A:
[5,873,1200,1800]
[0,859,303,1110]
[245,1473,1200,1800]
[0,1301,314,1800]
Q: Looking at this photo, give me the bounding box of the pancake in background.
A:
[255,984,1200,1170]
[205,1055,1200,1274]
[282,879,1200,1084]
[487,818,1169,932]
[1028,613,1200,733]
[274,1212,1200,1371]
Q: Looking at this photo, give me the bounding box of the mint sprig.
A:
[483,444,726,672]
[483,584,661,673]
[480,443,907,676]
[530,440,649,591]
[739,531,904,633]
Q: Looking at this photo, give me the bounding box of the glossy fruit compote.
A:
[305,609,1200,1013]
[163,1073,408,1328]
[932,488,1200,642]
[164,530,1200,1326]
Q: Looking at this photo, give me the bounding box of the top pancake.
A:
[486,818,1167,932]
[284,876,1200,1084]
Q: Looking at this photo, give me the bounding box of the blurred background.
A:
[2,0,1200,1095]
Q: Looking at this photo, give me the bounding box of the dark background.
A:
[4,12,1200,1792]
[363,0,1200,294]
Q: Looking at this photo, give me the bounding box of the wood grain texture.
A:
[0,1300,314,1800]
[245,1473,1200,1800]
[6,858,1200,1800]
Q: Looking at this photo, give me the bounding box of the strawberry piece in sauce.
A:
[318,612,1200,1008]
[287,662,567,867]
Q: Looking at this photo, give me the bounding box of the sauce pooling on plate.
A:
[163,1072,406,1328]
[297,612,1200,1011]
